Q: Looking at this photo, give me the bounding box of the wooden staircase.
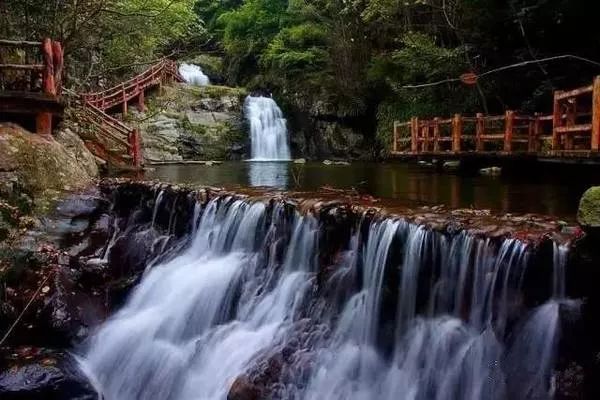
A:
[79,59,184,169]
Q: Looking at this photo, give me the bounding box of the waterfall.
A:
[79,197,570,400]
[245,96,291,161]
[179,63,210,86]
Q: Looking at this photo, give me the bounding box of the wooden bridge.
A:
[392,77,600,161]
[0,38,183,169]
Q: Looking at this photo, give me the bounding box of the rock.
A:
[0,124,94,196]
[228,376,261,400]
[577,186,600,229]
[40,265,106,344]
[294,158,307,164]
[442,160,460,170]
[479,166,502,176]
[54,128,99,178]
[140,85,246,161]
[0,356,96,400]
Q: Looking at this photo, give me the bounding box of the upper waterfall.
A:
[244,96,291,161]
[179,63,210,86]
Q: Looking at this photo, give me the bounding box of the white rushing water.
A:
[245,96,291,161]
[80,198,569,400]
[179,63,210,86]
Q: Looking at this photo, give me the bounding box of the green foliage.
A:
[0,0,200,88]
[262,24,328,72]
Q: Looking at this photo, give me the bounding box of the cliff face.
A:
[138,84,248,162]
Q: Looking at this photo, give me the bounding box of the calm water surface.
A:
[144,161,598,218]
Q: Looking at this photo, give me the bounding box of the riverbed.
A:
[144,161,597,218]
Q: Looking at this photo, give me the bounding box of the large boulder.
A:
[578,186,600,229]
[0,124,94,197]
[54,127,99,178]
[139,84,247,161]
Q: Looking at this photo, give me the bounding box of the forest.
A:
[3,0,600,148]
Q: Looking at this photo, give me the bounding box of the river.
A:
[144,161,596,218]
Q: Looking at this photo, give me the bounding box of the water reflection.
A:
[143,161,597,217]
[247,161,289,188]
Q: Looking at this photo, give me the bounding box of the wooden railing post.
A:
[51,41,63,95]
[552,90,562,152]
[411,117,419,154]
[420,123,427,153]
[504,110,514,152]
[393,121,399,153]
[121,83,128,116]
[565,97,576,150]
[129,128,142,168]
[529,114,541,152]
[452,114,462,152]
[433,117,440,152]
[475,112,484,151]
[137,89,146,112]
[37,38,55,136]
[592,76,600,151]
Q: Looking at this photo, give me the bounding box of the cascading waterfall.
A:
[245,96,291,161]
[179,63,210,86]
[79,196,571,400]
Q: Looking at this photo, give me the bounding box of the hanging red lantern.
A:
[460,72,479,85]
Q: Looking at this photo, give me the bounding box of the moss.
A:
[0,125,93,195]
[183,84,247,101]
[578,186,600,228]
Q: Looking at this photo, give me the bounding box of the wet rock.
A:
[479,166,502,176]
[228,376,261,400]
[443,160,460,170]
[577,186,600,229]
[294,158,307,164]
[40,265,106,345]
[0,356,95,400]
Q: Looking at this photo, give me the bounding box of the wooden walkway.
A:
[392,77,600,161]
[1,38,183,169]
[80,59,183,168]
[0,39,63,135]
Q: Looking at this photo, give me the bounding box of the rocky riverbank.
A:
[0,179,599,398]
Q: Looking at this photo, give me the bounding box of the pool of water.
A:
[143,161,598,218]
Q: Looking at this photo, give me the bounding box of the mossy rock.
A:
[184,85,247,101]
[577,186,600,228]
[0,124,93,196]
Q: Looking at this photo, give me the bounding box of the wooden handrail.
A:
[0,39,42,47]
[77,59,183,168]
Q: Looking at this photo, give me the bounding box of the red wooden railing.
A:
[80,59,183,169]
[393,76,600,157]
[0,38,64,135]
[82,59,181,113]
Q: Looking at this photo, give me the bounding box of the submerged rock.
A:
[480,166,502,176]
[443,160,460,170]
